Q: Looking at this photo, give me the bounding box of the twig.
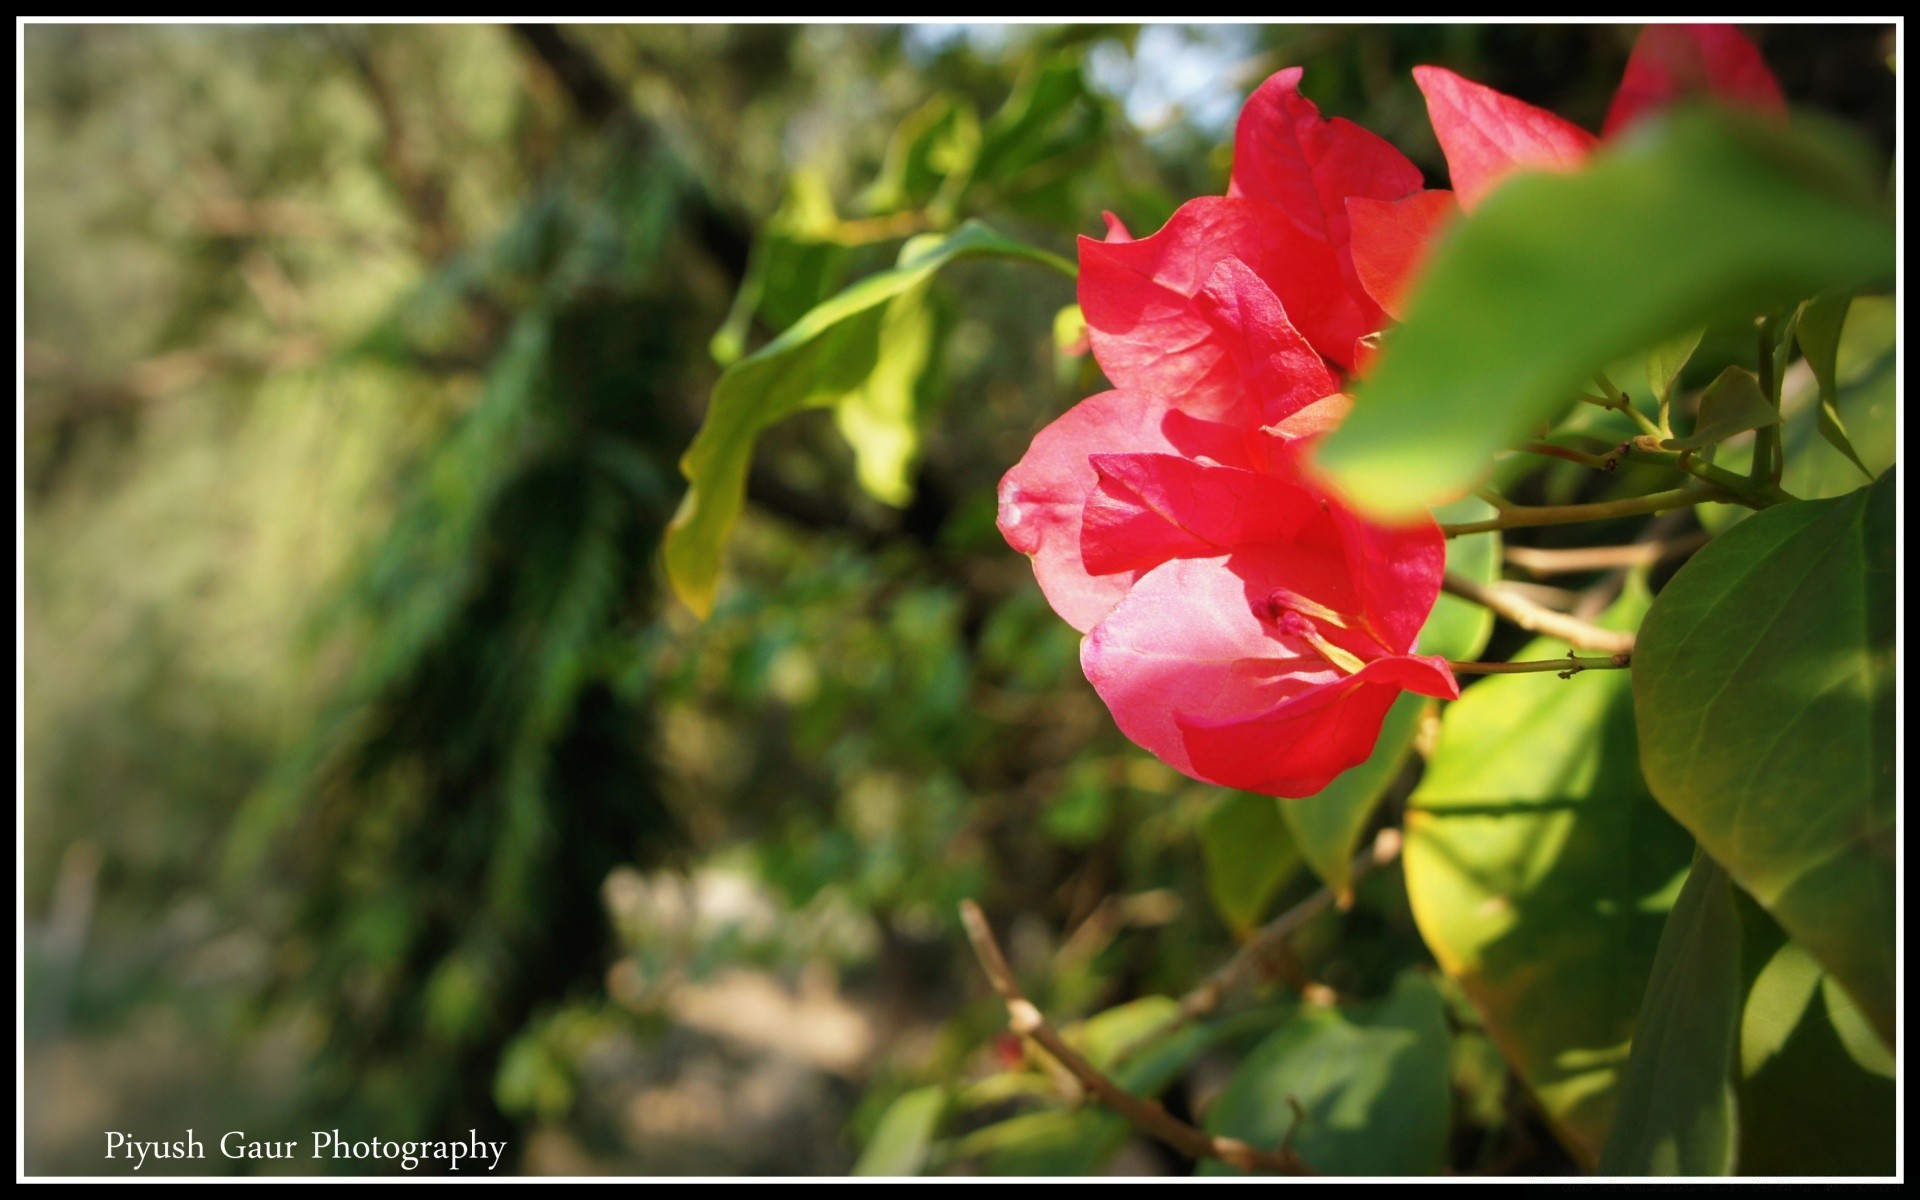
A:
[1449,652,1631,677]
[1503,533,1710,577]
[1440,487,1709,537]
[959,901,1311,1175]
[1176,828,1403,1026]
[1442,573,1636,655]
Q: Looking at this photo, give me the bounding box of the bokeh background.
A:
[22,22,1895,1176]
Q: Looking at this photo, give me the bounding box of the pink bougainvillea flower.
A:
[1080,66,1426,378]
[999,243,1456,797]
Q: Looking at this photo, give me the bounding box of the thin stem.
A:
[1593,374,1664,438]
[1504,533,1710,576]
[1440,487,1709,537]
[1752,317,1784,487]
[1449,652,1631,676]
[1617,446,1795,508]
[959,900,1311,1175]
[1443,573,1637,654]
[1520,441,1620,471]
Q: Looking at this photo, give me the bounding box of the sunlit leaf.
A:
[1633,471,1894,1045]
[854,1086,949,1176]
[1598,853,1740,1176]
[1403,583,1693,1166]
[666,221,1072,616]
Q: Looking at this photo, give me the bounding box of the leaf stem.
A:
[1449,652,1631,676]
[1442,573,1637,654]
[1440,487,1709,536]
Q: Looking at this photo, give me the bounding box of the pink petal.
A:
[1178,654,1458,797]
[1080,549,1363,779]
[1229,67,1426,337]
[1100,210,1134,242]
[1604,24,1786,137]
[1078,196,1367,385]
[1079,451,1320,576]
[1327,501,1448,655]
[1412,66,1599,211]
[998,390,1251,633]
[1346,189,1460,322]
[1188,258,1341,428]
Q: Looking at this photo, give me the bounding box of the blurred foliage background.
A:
[23,22,1894,1176]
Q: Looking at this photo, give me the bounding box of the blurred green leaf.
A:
[1200,793,1299,935]
[864,94,981,220]
[955,1109,1128,1176]
[833,283,937,506]
[854,1085,948,1177]
[1319,111,1894,518]
[1633,472,1893,1046]
[1403,583,1694,1167]
[1598,853,1740,1177]
[665,220,1072,617]
[1200,972,1451,1176]
[1281,693,1424,897]
[1660,366,1776,451]
[710,171,853,365]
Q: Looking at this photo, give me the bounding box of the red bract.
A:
[998,72,1460,798]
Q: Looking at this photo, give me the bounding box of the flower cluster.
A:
[997,24,1783,798]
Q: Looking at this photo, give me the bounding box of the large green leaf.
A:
[1200,971,1451,1176]
[1317,111,1893,518]
[1597,853,1741,1176]
[665,221,1071,616]
[1281,693,1424,898]
[1599,862,1895,1177]
[1201,792,1299,935]
[854,1086,949,1177]
[832,283,937,506]
[1633,472,1894,1045]
[1403,584,1695,1166]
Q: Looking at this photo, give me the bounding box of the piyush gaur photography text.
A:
[103,1129,509,1172]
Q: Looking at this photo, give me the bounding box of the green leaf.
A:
[854,1086,949,1176]
[1733,893,1894,1176]
[1796,291,1873,479]
[954,1110,1127,1176]
[1069,995,1216,1094]
[832,283,937,506]
[1633,471,1894,1046]
[1281,693,1424,897]
[709,171,852,365]
[1200,972,1452,1176]
[665,221,1073,616]
[1660,366,1778,451]
[1598,853,1741,1176]
[1318,111,1894,518]
[1403,583,1695,1166]
[1645,326,1705,408]
[1200,792,1299,935]
[1418,497,1500,661]
[864,94,981,219]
